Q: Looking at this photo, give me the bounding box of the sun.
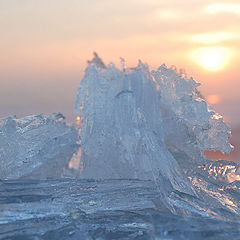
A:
[190,47,233,71]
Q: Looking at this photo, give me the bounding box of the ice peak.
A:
[75,58,233,181]
[87,52,106,69]
[120,57,126,72]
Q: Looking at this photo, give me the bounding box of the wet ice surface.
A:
[1,178,240,240]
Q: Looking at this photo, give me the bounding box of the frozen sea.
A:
[1,178,240,240]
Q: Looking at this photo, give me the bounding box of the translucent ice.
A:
[76,60,186,193]
[152,65,233,167]
[75,56,233,175]
[0,113,78,179]
[0,53,238,226]
[2,179,240,239]
[74,54,234,214]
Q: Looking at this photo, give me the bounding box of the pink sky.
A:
[0,0,240,127]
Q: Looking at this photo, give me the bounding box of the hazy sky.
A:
[0,0,240,126]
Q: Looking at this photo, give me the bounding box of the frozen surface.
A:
[1,178,240,240]
[0,113,78,179]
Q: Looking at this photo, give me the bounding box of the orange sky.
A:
[0,0,240,126]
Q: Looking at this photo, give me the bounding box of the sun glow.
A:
[153,9,181,20]
[207,94,220,105]
[190,47,233,71]
[190,32,237,44]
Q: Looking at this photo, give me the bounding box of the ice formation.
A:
[0,53,239,224]
[74,54,233,199]
[2,179,240,239]
[0,113,78,179]
[151,65,233,168]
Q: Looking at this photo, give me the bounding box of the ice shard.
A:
[152,65,233,168]
[74,54,234,203]
[0,113,78,179]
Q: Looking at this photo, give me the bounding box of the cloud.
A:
[205,3,240,15]
[189,31,239,44]
[153,9,182,20]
